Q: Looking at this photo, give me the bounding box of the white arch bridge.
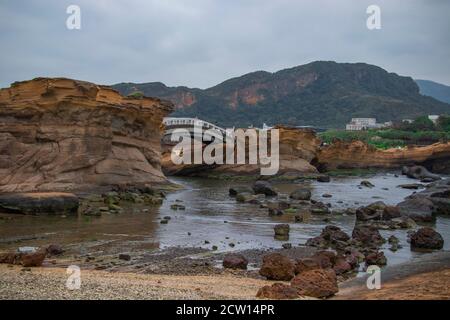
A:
[162,117,233,143]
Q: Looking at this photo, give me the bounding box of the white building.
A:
[346,118,385,131]
[428,115,439,124]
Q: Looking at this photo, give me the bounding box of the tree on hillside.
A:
[437,115,450,132]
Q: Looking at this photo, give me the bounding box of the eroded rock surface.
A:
[0,78,173,192]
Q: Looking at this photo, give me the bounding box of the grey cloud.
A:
[0,0,449,88]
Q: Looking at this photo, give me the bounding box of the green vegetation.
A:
[127,91,144,99]
[320,115,450,150]
[113,61,450,128]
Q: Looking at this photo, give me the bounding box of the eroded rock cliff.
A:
[317,140,450,172]
[162,126,320,177]
[0,78,173,192]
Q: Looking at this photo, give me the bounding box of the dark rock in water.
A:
[322,194,332,198]
[289,189,311,201]
[388,235,399,245]
[365,251,387,266]
[290,268,338,298]
[382,206,401,220]
[320,225,350,242]
[46,244,64,256]
[333,256,353,275]
[267,200,290,215]
[274,224,290,237]
[355,201,386,222]
[170,204,185,210]
[160,219,169,224]
[360,180,375,188]
[229,186,253,196]
[420,177,435,183]
[305,236,328,248]
[317,175,331,183]
[352,225,385,246]
[259,253,295,281]
[256,283,299,299]
[0,193,79,215]
[397,197,435,222]
[119,254,131,261]
[397,184,425,190]
[410,227,444,250]
[402,165,441,181]
[406,179,450,215]
[223,253,248,270]
[253,180,277,196]
[282,243,292,249]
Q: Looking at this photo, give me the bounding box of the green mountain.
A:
[113,61,450,128]
[416,79,450,104]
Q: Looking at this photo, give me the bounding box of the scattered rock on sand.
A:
[256,283,299,300]
[259,253,295,281]
[223,253,248,270]
[119,254,131,261]
[290,268,338,298]
[410,227,444,250]
[46,244,64,256]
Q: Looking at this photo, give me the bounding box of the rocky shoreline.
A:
[1,167,448,299]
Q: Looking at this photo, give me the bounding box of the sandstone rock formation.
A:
[0,78,173,192]
[162,126,320,177]
[317,140,450,172]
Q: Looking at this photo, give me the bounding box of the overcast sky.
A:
[1,0,449,89]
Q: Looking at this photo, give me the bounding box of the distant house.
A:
[428,115,439,124]
[345,118,385,131]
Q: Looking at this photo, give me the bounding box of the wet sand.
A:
[0,264,273,300]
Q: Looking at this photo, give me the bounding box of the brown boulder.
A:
[382,206,401,220]
[365,251,387,266]
[291,268,338,298]
[223,253,248,270]
[259,253,295,281]
[352,225,384,246]
[410,227,444,250]
[46,244,64,256]
[256,283,299,300]
[20,252,46,267]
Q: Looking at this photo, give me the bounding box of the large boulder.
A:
[0,193,79,215]
[397,198,435,222]
[259,253,295,281]
[402,165,441,181]
[223,253,248,270]
[365,251,387,266]
[352,225,384,246]
[320,225,350,242]
[410,227,444,250]
[256,283,299,300]
[0,251,46,267]
[253,181,277,196]
[290,268,338,298]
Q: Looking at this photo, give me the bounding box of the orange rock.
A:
[0,78,173,192]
